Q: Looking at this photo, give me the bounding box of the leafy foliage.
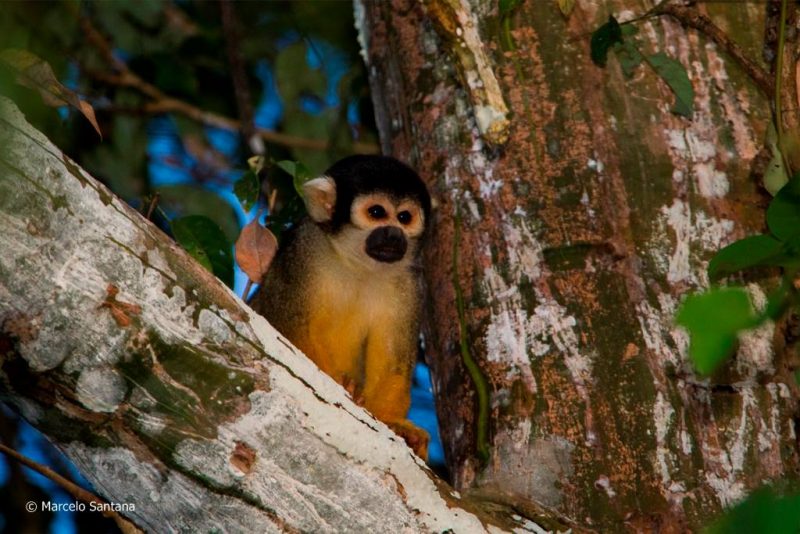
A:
[157,185,241,242]
[276,159,313,197]
[766,177,800,241]
[676,174,800,377]
[171,215,234,288]
[590,16,622,67]
[707,235,786,282]
[706,486,800,534]
[764,123,789,195]
[233,170,261,213]
[644,52,694,118]
[0,48,101,135]
[591,15,694,118]
[676,288,759,376]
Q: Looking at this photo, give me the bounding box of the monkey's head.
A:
[302,155,431,271]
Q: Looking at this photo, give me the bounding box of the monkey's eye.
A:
[397,211,412,225]
[367,205,387,220]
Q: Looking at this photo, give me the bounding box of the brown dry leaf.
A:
[0,49,102,138]
[235,218,277,283]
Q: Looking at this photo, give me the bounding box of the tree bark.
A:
[361,0,798,530]
[0,98,535,532]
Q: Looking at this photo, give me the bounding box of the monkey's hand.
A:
[387,420,429,460]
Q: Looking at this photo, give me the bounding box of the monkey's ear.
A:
[302,176,337,223]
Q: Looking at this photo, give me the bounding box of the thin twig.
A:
[0,442,143,534]
[80,17,379,155]
[774,0,789,139]
[219,0,261,154]
[146,192,160,220]
[652,2,773,97]
[242,279,253,301]
[268,189,278,213]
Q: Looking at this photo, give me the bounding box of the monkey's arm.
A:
[360,298,429,460]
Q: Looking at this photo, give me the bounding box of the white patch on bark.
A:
[761,383,782,453]
[482,218,543,388]
[705,472,745,508]
[352,0,369,64]
[198,307,233,345]
[735,284,775,377]
[680,430,693,455]
[75,367,127,413]
[594,475,616,498]
[653,391,679,487]
[651,200,734,285]
[635,294,686,367]
[729,386,756,472]
[704,44,758,161]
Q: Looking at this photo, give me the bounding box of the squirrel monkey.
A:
[250,155,431,459]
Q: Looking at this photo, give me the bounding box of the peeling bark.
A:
[0,98,549,532]
[362,0,799,530]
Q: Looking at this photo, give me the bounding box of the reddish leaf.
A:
[235,218,277,283]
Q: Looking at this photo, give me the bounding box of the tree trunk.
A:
[0,98,533,532]
[361,0,798,530]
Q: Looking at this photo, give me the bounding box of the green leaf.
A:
[590,16,622,67]
[706,486,800,534]
[766,176,800,241]
[645,52,694,118]
[276,160,313,198]
[614,40,644,79]
[233,170,260,212]
[499,0,524,17]
[676,288,760,376]
[156,185,240,243]
[764,122,789,196]
[620,23,639,38]
[274,42,326,111]
[707,234,785,281]
[282,109,335,175]
[171,215,234,288]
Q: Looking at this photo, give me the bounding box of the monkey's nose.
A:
[366,226,407,263]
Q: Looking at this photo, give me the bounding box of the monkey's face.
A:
[302,156,431,273]
[349,193,425,265]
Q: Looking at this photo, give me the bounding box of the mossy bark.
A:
[362,1,798,529]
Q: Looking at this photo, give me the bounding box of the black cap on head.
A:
[324,155,431,232]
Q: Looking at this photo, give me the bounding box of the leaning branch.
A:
[0,443,142,534]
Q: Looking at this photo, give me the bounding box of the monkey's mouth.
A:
[366,227,407,263]
[367,246,406,263]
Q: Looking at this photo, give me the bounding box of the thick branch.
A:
[0,97,535,532]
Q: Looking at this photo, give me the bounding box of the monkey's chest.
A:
[298,273,407,379]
